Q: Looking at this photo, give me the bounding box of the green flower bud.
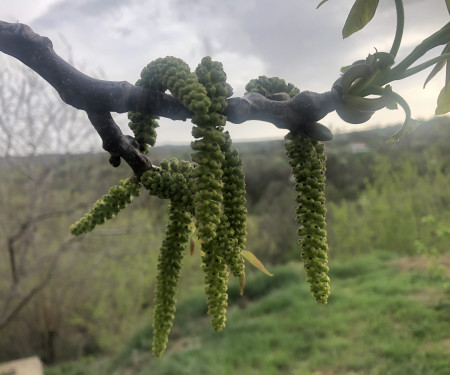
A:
[160,159,170,171]
[152,203,192,357]
[285,132,330,304]
[125,56,261,349]
[201,239,229,331]
[70,177,141,236]
[245,76,300,98]
[127,111,159,152]
[219,131,246,279]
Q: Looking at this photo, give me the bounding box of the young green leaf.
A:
[435,84,450,115]
[240,275,245,296]
[447,53,450,88]
[316,0,329,9]
[387,118,421,143]
[241,250,273,276]
[340,65,351,74]
[423,43,450,88]
[386,98,398,110]
[342,0,379,38]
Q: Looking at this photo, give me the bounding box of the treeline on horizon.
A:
[0,116,449,364]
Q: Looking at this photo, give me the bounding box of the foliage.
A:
[1,117,449,363]
[65,7,450,354]
[414,216,450,298]
[46,252,450,375]
[327,146,450,257]
[320,0,450,141]
[0,155,165,361]
[1,0,450,364]
[342,0,380,39]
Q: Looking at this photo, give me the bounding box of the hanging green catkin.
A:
[127,112,159,153]
[140,159,193,203]
[244,75,330,303]
[245,76,300,98]
[191,56,226,243]
[220,131,246,279]
[70,177,141,236]
[138,56,211,125]
[128,58,180,153]
[136,57,221,244]
[135,56,233,331]
[285,133,330,303]
[152,203,192,357]
[139,158,195,356]
[192,56,230,331]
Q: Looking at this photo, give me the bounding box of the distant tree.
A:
[0,0,449,356]
[0,55,94,361]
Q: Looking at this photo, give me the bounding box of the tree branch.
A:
[86,111,154,175]
[0,20,337,176]
[0,236,82,333]
[6,207,87,284]
[225,92,337,137]
[0,21,190,117]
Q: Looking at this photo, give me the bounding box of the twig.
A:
[0,236,82,332]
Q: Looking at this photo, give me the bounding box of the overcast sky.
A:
[2,0,449,146]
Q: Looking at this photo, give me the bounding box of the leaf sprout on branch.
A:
[321,0,450,141]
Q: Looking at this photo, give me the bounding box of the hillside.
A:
[1,117,449,369]
[46,252,450,375]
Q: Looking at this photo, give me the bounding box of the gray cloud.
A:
[8,0,450,144]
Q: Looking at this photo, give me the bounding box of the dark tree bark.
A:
[0,20,337,177]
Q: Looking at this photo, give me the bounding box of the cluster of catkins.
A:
[246,77,330,304]
[70,60,330,357]
[71,57,247,357]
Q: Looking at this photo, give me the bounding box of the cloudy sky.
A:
[2,0,449,146]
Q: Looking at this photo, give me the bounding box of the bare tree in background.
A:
[0,54,98,157]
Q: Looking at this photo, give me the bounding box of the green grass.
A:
[46,252,450,375]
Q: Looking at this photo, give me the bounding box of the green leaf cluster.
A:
[319,0,450,135]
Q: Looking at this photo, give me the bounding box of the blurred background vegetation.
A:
[1,115,450,374]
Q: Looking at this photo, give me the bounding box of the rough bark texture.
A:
[0,20,338,176]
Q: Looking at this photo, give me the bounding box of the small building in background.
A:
[0,356,43,375]
[350,141,370,154]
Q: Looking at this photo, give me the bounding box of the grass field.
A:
[46,252,450,375]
